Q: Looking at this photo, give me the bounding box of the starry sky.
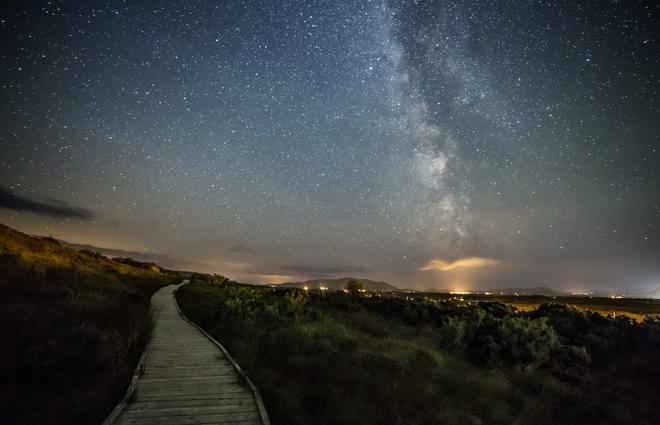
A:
[1,0,659,292]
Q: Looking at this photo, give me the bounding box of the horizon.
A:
[1,1,659,293]
[12,229,658,295]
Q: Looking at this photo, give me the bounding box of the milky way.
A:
[1,1,659,291]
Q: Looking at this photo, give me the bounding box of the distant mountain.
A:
[276,277,399,292]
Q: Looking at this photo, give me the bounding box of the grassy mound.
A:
[0,223,179,425]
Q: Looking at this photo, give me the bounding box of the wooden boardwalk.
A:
[111,282,267,425]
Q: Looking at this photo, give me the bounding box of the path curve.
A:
[110,282,266,425]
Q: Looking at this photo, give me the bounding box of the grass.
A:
[176,275,660,425]
[0,223,180,425]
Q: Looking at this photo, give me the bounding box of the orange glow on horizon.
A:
[255,274,294,284]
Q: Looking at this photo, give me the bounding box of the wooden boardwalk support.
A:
[105,281,269,425]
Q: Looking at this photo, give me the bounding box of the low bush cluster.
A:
[177,277,660,425]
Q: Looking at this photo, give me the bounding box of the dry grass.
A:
[0,223,179,425]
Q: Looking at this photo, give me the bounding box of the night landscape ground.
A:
[0,224,180,424]
[1,0,660,424]
[2,224,660,424]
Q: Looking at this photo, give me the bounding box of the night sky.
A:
[1,1,659,292]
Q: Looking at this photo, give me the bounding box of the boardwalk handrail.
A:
[172,286,272,425]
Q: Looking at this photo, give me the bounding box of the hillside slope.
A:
[0,223,179,425]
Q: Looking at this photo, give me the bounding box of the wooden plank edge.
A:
[100,281,187,425]
[172,285,272,425]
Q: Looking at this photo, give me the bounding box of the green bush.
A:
[176,279,660,425]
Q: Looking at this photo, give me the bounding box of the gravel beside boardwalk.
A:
[113,282,263,425]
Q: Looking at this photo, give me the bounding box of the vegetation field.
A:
[0,224,179,425]
[177,275,660,425]
[421,293,660,322]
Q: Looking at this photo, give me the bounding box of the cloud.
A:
[278,263,370,277]
[0,186,93,219]
[229,244,256,254]
[421,257,500,272]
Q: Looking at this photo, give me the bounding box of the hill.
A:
[0,223,179,425]
[277,277,398,292]
[111,256,165,273]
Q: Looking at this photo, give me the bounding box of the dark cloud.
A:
[0,186,93,219]
[229,244,256,254]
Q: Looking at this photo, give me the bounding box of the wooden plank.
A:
[136,385,248,397]
[135,393,253,403]
[127,397,256,410]
[138,376,242,385]
[121,404,259,418]
[106,282,268,425]
[117,411,260,425]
